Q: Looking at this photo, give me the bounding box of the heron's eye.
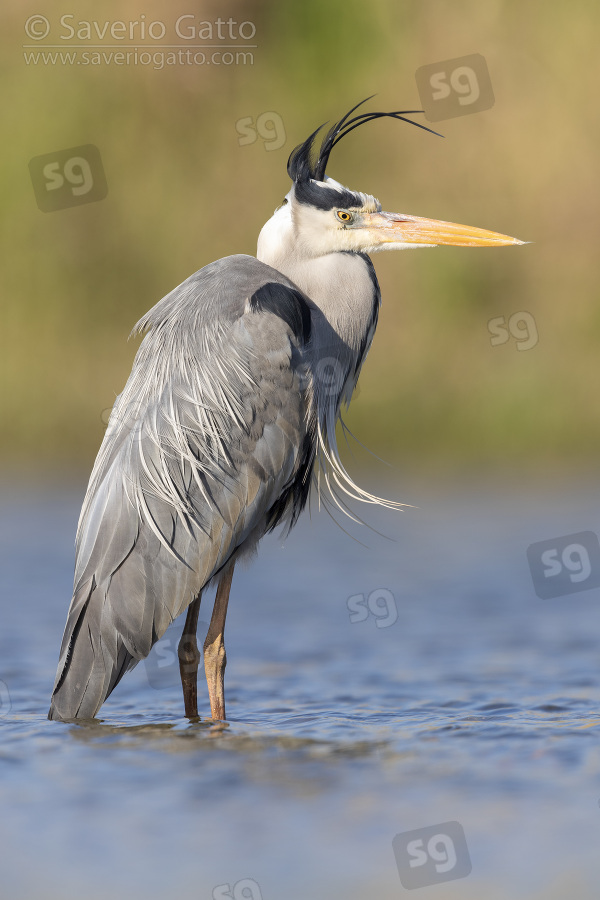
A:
[336,210,353,223]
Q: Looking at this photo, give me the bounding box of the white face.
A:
[257,177,387,264]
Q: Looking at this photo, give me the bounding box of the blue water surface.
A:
[1,471,599,899]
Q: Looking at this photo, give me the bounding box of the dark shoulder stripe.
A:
[353,253,380,375]
[249,282,312,345]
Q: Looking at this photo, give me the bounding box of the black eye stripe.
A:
[294,180,362,210]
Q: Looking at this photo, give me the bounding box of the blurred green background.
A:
[2,0,599,474]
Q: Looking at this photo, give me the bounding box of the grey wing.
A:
[49,255,316,719]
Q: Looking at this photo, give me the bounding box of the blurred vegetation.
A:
[2,0,600,473]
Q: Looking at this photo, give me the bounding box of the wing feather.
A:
[49,255,316,719]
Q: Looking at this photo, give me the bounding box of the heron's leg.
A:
[204,561,235,721]
[178,592,203,718]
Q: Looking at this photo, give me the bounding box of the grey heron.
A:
[49,100,523,722]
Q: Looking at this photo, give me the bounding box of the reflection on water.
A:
[1,474,600,899]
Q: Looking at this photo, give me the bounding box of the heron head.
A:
[258,99,524,261]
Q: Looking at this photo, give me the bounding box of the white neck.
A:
[257,205,379,365]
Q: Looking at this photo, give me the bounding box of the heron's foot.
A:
[206,719,230,736]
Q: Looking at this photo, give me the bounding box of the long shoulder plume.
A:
[287,97,442,184]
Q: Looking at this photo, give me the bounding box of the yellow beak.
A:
[363,211,525,247]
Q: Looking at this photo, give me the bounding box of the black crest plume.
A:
[287,97,442,184]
